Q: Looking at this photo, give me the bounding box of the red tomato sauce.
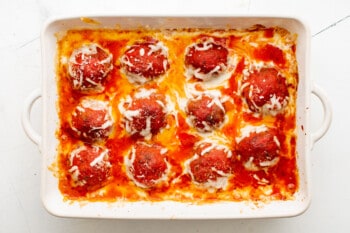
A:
[254,44,286,66]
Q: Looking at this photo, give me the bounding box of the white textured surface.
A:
[1,0,349,232]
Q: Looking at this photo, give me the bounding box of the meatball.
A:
[68,43,113,93]
[71,99,113,142]
[125,142,169,188]
[68,144,111,191]
[119,89,167,138]
[185,39,228,80]
[186,94,226,132]
[241,68,289,115]
[120,40,169,83]
[236,126,281,171]
[187,141,232,188]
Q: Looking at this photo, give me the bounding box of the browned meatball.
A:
[236,127,281,171]
[241,68,289,115]
[125,142,169,188]
[186,94,225,132]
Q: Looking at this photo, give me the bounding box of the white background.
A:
[1,0,349,232]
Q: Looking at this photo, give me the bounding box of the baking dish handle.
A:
[311,83,332,149]
[22,89,42,147]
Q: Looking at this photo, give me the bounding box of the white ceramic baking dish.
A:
[22,15,332,219]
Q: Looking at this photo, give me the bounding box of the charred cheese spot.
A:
[68,43,113,93]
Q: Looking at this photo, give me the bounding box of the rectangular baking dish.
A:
[22,15,332,219]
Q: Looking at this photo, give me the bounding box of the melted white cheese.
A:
[147,41,168,57]
[89,148,110,167]
[193,39,214,51]
[139,48,145,56]
[134,88,156,99]
[183,83,231,111]
[164,94,179,126]
[195,138,232,158]
[139,116,152,139]
[261,94,289,116]
[243,156,259,171]
[235,125,268,143]
[259,157,280,168]
[253,174,270,185]
[68,165,86,187]
[80,99,109,111]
